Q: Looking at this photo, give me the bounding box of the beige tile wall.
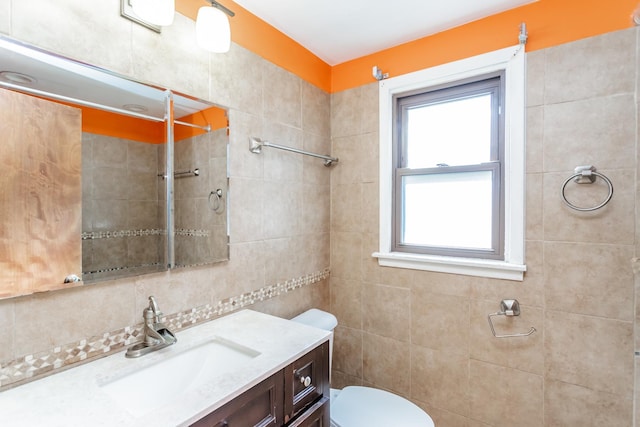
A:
[0,0,330,380]
[330,27,638,426]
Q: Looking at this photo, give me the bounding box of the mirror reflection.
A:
[0,88,82,298]
[0,35,229,297]
[174,108,229,268]
[81,114,169,283]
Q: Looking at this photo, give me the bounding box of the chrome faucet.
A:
[125,296,177,358]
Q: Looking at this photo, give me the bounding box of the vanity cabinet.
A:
[286,397,329,427]
[192,341,329,427]
[191,372,284,427]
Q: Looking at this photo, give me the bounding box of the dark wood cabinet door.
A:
[191,371,283,427]
[284,341,329,424]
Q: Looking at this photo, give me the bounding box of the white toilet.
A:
[291,309,435,427]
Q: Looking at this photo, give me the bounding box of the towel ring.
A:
[208,189,224,213]
[561,165,613,212]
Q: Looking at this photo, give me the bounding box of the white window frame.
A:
[374,45,527,281]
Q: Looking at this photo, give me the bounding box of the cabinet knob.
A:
[299,375,312,387]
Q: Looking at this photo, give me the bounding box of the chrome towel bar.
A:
[249,136,338,167]
[158,168,199,179]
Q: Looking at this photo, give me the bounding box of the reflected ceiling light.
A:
[131,0,175,26]
[123,103,148,113]
[196,0,235,53]
[0,71,37,85]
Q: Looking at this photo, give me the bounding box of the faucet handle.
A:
[147,296,163,322]
[148,296,160,313]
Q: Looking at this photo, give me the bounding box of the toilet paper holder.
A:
[487,299,536,338]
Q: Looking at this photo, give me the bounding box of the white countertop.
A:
[0,309,331,427]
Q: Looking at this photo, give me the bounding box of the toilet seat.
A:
[330,386,434,427]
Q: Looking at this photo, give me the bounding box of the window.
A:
[394,74,504,259]
[374,46,526,281]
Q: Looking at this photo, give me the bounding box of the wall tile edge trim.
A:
[0,268,330,391]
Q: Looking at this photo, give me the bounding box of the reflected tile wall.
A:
[174,128,229,267]
[81,134,163,277]
[329,27,639,426]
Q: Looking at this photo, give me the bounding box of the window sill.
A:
[372,251,526,281]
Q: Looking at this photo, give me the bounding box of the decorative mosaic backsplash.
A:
[81,229,166,240]
[0,268,329,390]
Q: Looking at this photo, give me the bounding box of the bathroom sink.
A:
[100,336,260,417]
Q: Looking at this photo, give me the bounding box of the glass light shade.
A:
[196,6,231,53]
[132,0,175,26]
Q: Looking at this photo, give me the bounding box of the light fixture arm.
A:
[207,0,235,17]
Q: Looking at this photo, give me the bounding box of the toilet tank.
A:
[291,309,338,331]
[291,309,338,380]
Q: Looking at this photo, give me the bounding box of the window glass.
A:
[394,75,503,259]
[401,170,493,249]
[406,94,492,168]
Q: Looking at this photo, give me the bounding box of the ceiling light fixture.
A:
[0,71,37,85]
[131,0,175,26]
[123,104,149,113]
[196,0,235,53]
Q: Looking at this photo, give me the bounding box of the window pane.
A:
[401,171,493,250]
[406,94,492,168]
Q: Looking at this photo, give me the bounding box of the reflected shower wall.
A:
[174,127,228,267]
[81,133,166,282]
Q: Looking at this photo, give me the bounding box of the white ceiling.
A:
[233,0,536,65]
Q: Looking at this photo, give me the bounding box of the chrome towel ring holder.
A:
[208,189,224,213]
[561,165,613,212]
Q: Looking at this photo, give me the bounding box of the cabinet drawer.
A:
[286,397,330,427]
[191,371,283,427]
[284,341,329,423]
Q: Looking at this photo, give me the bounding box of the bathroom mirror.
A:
[0,35,229,297]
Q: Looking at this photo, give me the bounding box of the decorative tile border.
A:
[175,229,211,237]
[82,228,213,240]
[82,229,165,240]
[0,268,330,391]
[83,263,163,276]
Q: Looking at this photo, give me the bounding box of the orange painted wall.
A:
[331,0,638,92]
[174,106,229,141]
[81,107,165,143]
[78,105,226,143]
[176,0,637,93]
